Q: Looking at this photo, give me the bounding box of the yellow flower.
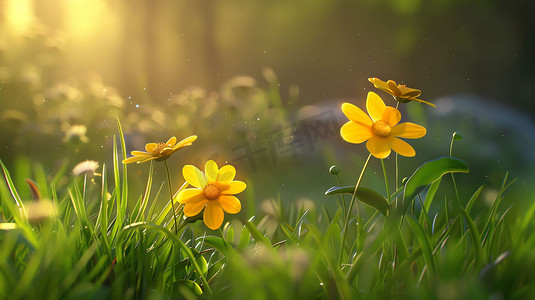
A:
[122,135,197,164]
[340,92,426,159]
[368,77,436,107]
[177,160,246,230]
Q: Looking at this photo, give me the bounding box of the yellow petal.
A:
[177,188,205,204]
[131,150,150,156]
[366,92,386,122]
[205,160,219,182]
[203,202,224,230]
[218,195,241,214]
[145,143,157,152]
[122,154,150,164]
[165,136,177,147]
[366,136,393,159]
[182,165,207,188]
[387,80,401,97]
[160,148,174,156]
[401,89,421,98]
[221,181,246,194]
[340,121,372,144]
[173,135,198,150]
[391,138,416,157]
[137,156,159,164]
[341,103,372,126]
[183,200,208,217]
[217,165,236,183]
[382,107,401,127]
[391,122,426,139]
[409,98,436,108]
[368,77,391,94]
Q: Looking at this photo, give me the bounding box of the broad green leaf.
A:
[402,157,469,213]
[198,236,235,256]
[223,223,235,243]
[173,279,203,297]
[325,186,389,216]
[186,249,208,277]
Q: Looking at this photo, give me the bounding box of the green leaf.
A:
[198,236,235,256]
[325,186,389,216]
[244,219,271,246]
[460,207,483,269]
[424,177,442,212]
[402,157,469,213]
[407,217,437,273]
[466,185,484,214]
[186,249,208,277]
[173,279,203,297]
[237,224,251,250]
[116,222,211,295]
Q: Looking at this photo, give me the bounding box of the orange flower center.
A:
[152,142,171,156]
[371,120,392,138]
[203,183,221,200]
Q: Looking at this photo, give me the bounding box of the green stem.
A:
[164,160,179,234]
[394,101,400,209]
[381,159,390,200]
[449,136,461,208]
[335,174,347,221]
[339,153,372,265]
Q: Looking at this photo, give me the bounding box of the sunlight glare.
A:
[4,0,34,35]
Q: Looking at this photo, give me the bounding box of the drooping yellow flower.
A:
[122,135,197,164]
[177,160,245,230]
[340,92,426,159]
[368,77,436,107]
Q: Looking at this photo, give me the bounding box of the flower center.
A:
[203,184,220,200]
[371,120,392,138]
[152,142,171,156]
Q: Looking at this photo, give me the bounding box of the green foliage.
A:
[325,186,390,216]
[1,142,535,299]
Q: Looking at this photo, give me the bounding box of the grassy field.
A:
[2,77,535,300]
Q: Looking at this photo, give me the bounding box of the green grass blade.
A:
[460,206,484,269]
[111,135,124,243]
[424,177,442,212]
[244,218,271,246]
[407,216,437,273]
[117,118,129,222]
[1,160,28,221]
[116,222,211,295]
[466,185,484,214]
[132,161,153,222]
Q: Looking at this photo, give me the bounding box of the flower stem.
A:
[339,153,372,265]
[164,160,179,234]
[394,101,401,209]
[449,135,461,208]
[335,174,347,221]
[381,159,390,201]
